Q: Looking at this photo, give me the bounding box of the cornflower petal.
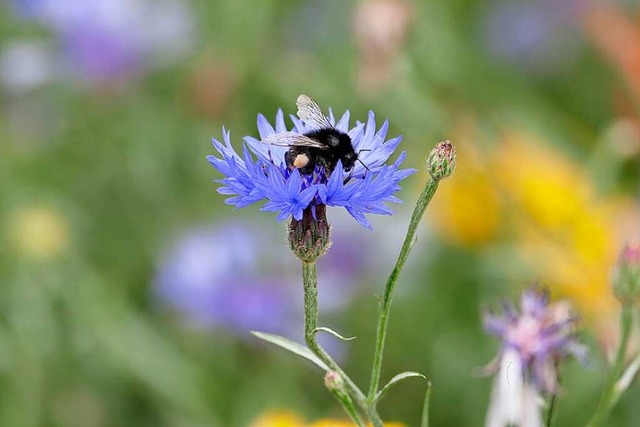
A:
[207,101,414,228]
[257,113,276,139]
[335,110,350,132]
[327,108,336,125]
[274,109,287,133]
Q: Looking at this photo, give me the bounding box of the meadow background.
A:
[1,0,640,426]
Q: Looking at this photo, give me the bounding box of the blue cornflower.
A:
[207,98,415,229]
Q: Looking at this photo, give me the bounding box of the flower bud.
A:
[288,204,331,262]
[324,370,344,392]
[613,240,640,304]
[427,140,456,181]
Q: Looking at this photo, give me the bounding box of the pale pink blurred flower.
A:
[483,290,587,427]
[353,0,412,93]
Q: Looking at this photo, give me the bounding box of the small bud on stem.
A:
[613,239,640,305]
[324,370,345,391]
[427,140,456,181]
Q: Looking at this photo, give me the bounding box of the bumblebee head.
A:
[342,150,357,171]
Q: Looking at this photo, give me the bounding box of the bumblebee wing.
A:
[262,132,329,149]
[296,94,333,130]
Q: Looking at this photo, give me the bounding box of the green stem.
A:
[545,366,561,427]
[329,388,366,427]
[545,392,558,427]
[302,261,379,427]
[587,304,634,427]
[367,178,440,403]
[421,382,432,427]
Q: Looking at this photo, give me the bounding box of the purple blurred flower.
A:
[207,100,415,229]
[481,0,586,74]
[152,220,376,337]
[483,289,587,427]
[8,0,194,86]
[153,223,295,335]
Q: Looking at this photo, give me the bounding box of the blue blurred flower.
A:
[152,220,376,336]
[8,0,194,86]
[483,289,587,427]
[481,0,586,74]
[153,223,296,335]
[207,104,415,229]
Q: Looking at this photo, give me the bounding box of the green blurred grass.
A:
[1,0,638,426]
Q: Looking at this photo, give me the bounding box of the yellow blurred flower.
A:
[493,133,623,325]
[308,421,404,427]
[430,139,502,246]
[430,127,639,332]
[249,410,404,427]
[494,133,593,232]
[250,410,305,427]
[9,205,69,260]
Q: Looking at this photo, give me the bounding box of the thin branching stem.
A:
[587,304,634,427]
[367,177,440,406]
[302,261,379,427]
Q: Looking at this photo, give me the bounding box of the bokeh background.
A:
[1,0,640,426]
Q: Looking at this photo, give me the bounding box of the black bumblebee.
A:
[262,94,359,175]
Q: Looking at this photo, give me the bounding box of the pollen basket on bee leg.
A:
[293,153,310,169]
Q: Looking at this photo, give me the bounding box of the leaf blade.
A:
[252,331,328,371]
[313,326,357,341]
[375,371,426,402]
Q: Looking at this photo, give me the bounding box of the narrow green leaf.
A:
[313,326,357,341]
[613,352,640,406]
[251,331,328,371]
[375,371,426,402]
[421,382,432,427]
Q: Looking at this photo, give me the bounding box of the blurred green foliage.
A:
[1,0,639,426]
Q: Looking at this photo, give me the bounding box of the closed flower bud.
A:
[613,240,640,304]
[288,204,331,262]
[427,140,456,181]
[324,370,344,392]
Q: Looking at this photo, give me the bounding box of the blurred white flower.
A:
[0,41,55,93]
[485,349,543,427]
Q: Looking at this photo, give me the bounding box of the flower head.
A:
[481,0,585,75]
[249,410,405,427]
[9,0,194,86]
[152,220,376,335]
[613,239,640,304]
[207,98,415,229]
[152,223,295,335]
[483,289,586,427]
